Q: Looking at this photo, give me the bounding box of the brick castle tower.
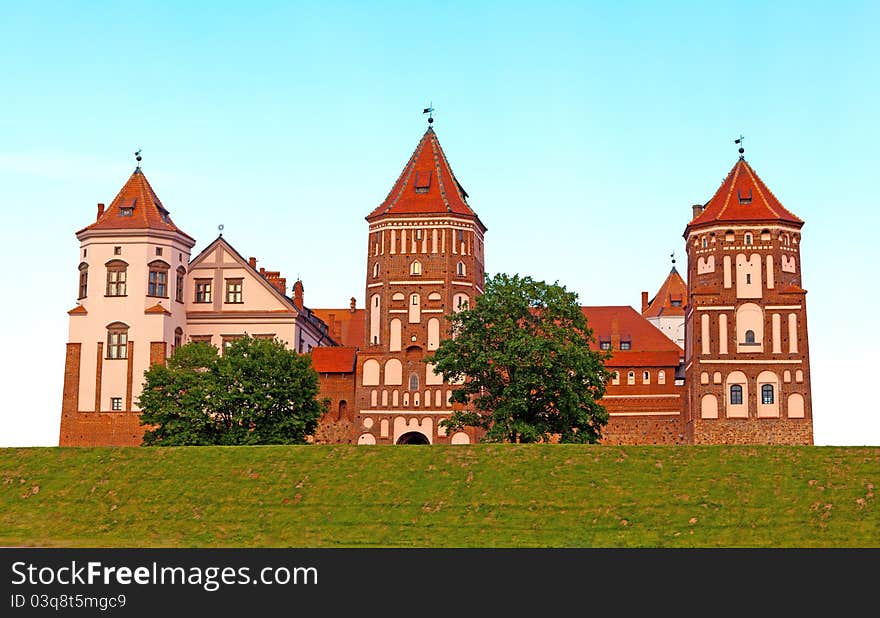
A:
[353,124,487,445]
[683,153,813,444]
[60,162,195,446]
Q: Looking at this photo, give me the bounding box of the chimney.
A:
[349,297,356,313]
[692,204,704,219]
[327,313,340,340]
[611,315,621,349]
[641,291,649,314]
[96,203,105,220]
[293,279,304,307]
[248,257,257,269]
[259,267,265,276]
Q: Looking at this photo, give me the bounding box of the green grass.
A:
[0,445,877,547]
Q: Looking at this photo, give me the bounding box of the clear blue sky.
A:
[1,1,877,446]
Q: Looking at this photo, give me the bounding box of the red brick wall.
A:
[60,340,169,447]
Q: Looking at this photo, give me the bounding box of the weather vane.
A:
[134,148,142,168]
[423,102,435,125]
[218,224,224,236]
[670,252,676,266]
[734,135,745,158]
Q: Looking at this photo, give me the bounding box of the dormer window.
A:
[599,337,611,351]
[414,171,431,194]
[738,189,753,204]
[620,340,632,351]
[119,197,136,217]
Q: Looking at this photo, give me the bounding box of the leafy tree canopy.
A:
[138,335,326,446]
[431,273,611,443]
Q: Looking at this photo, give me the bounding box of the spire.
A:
[77,167,194,242]
[687,158,803,231]
[366,127,481,223]
[642,267,687,318]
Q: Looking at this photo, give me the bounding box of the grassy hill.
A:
[0,444,877,547]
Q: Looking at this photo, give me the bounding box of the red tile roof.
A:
[78,168,194,242]
[643,267,687,318]
[688,158,803,230]
[366,127,483,227]
[310,346,357,373]
[581,306,681,367]
[144,302,171,315]
[310,308,366,348]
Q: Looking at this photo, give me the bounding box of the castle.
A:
[59,123,813,446]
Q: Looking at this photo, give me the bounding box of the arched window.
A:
[745,330,756,344]
[372,262,379,278]
[409,373,419,392]
[106,322,129,360]
[761,384,774,405]
[105,260,128,296]
[627,371,635,385]
[643,371,650,383]
[744,233,753,246]
[173,327,183,349]
[611,371,619,385]
[78,263,89,299]
[701,236,708,248]
[338,400,347,420]
[658,370,665,385]
[456,261,466,276]
[148,260,170,298]
[175,266,186,302]
[730,384,743,405]
[410,260,422,276]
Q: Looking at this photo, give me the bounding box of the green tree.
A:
[431,273,611,443]
[138,335,326,446]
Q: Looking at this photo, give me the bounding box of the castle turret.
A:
[642,265,687,349]
[60,164,195,446]
[683,155,812,444]
[354,126,487,445]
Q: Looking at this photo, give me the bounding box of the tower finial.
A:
[670,252,676,267]
[134,148,142,168]
[422,102,435,126]
[734,134,745,158]
[218,224,224,236]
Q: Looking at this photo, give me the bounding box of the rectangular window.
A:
[110,397,122,411]
[190,335,212,344]
[225,279,243,303]
[222,336,241,353]
[106,268,127,296]
[148,270,168,297]
[155,247,163,256]
[107,330,128,359]
[114,246,122,255]
[195,280,212,303]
